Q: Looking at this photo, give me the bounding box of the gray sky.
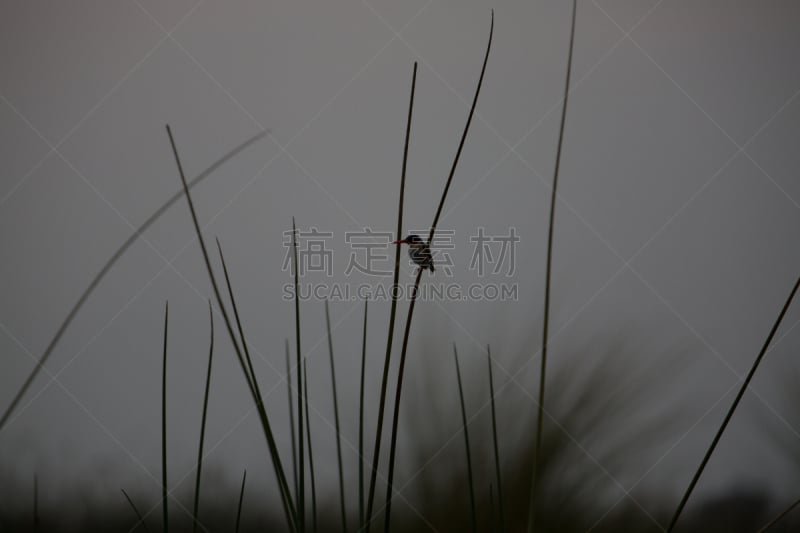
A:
[1,0,799,525]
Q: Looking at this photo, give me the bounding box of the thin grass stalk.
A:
[235,471,247,533]
[487,347,505,533]
[454,345,477,533]
[121,489,152,533]
[215,238,298,528]
[325,300,348,533]
[304,359,318,533]
[286,339,299,506]
[757,496,800,532]
[667,275,800,531]
[165,125,297,532]
[382,13,493,531]
[192,301,215,533]
[382,268,422,532]
[161,302,169,533]
[364,61,417,532]
[292,217,306,533]
[0,132,266,432]
[359,300,368,528]
[529,2,577,530]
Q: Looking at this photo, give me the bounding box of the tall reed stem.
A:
[364,61,417,532]
[325,300,348,533]
[359,300,369,529]
[454,345,477,533]
[667,276,800,531]
[488,347,505,532]
[304,359,318,533]
[161,302,169,533]
[192,302,215,533]
[529,2,576,530]
[382,12,493,531]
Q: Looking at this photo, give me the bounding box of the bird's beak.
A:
[392,239,407,245]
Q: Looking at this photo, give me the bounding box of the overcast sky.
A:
[1,0,800,526]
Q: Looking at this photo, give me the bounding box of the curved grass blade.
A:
[165,125,296,532]
[326,300,348,533]
[121,489,152,533]
[286,339,299,508]
[192,301,215,533]
[383,12,493,531]
[364,60,416,532]
[530,2,577,529]
[235,470,247,533]
[0,131,267,432]
[382,268,422,532]
[292,217,306,532]
[667,275,800,531]
[454,345,477,533]
[487,347,504,533]
[359,300,368,528]
[161,302,169,533]
[304,359,318,533]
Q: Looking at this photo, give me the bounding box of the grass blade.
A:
[292,217,306,532]
[667,275,800,531]
[0,131,266,432]
[304,359,318,533]
[165,125,296,532]
[121,489,152,533]
[383,12,493,531]
[487,347,505,533]
[530,2,577,529]
[286,339,299,508]
[192,301,215,533]
[757,496,800,532]
[365,60,417,532]
[326,300,348,533]
[235,470,247,533]
[454,345,477,533]
[215,238,297,529]
[359,300,369,528]
[161,302,169,533]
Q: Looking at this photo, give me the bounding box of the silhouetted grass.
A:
[286,339,299,509]
[0,131,267,432]
[453,344,477,533]
[304,358,318,533]
[192,301,214,533]
[121,488,151,533]
[235,470,246,533]
[358,300,369,529]
[291,217,306,533]
[364,60,417,533]
[758,496,800,532]
[383,11,493,531]
[166,125,297,532]
[161,302,169,533]
[325,300,347,533]
[531,1,577,529]
[487,346,505,533]
[667,275,800,531]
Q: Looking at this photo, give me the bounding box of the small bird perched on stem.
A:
[393,234,435,272]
